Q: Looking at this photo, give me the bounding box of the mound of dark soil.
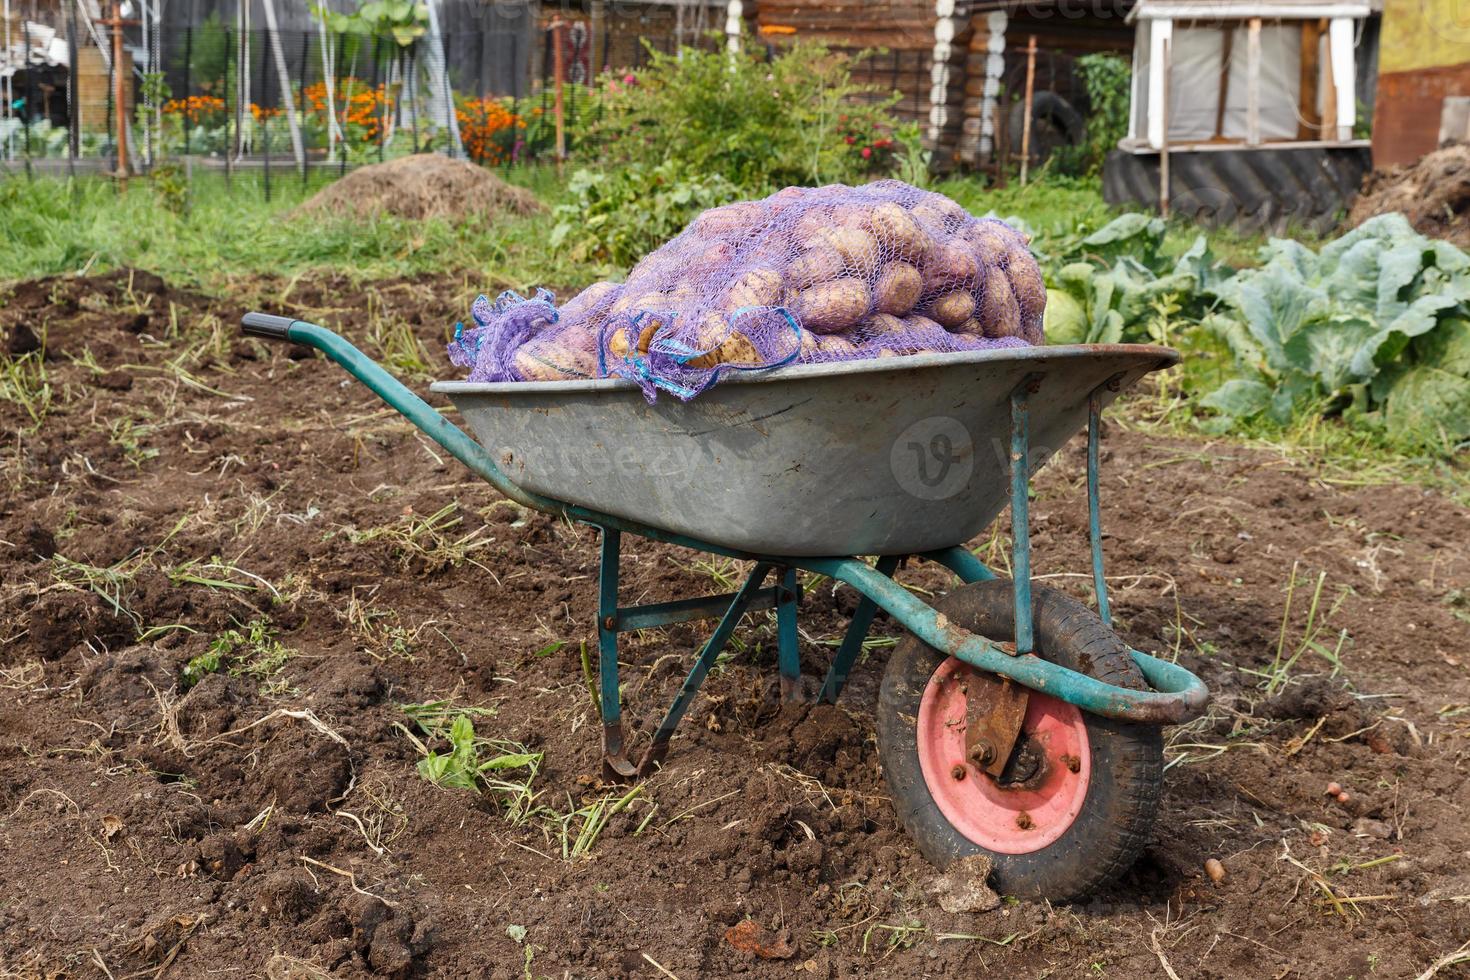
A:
[1350,143,1470,247]
[296,153,544,222]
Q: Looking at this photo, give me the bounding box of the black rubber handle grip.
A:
[241,312,298,340]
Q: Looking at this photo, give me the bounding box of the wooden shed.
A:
[1103,0,1375,229]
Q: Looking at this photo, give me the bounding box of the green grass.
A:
[0,168,596,290]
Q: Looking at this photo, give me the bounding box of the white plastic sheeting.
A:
[1132,19,1315,146]
[1222,24,1301,139]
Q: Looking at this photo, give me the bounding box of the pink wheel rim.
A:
[916,656,1091,854]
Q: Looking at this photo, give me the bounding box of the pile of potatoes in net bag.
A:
[448,179,1046,400]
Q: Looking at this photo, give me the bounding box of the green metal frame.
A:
[243,315,1208,777]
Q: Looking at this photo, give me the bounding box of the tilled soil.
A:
[2,271,1468,979]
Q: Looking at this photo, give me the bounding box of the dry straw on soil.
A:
[295,153,544,222]
[1350,143,1470,248]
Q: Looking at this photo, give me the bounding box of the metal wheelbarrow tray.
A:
[242,311,1209,901]
[431,345,1175,557]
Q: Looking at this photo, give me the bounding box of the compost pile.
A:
[296,154,544,222]
[1349,143,1470,248]
[449,180,1046,399]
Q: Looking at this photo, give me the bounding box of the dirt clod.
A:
[725,919,796,960]
[11,522,56,561]
[926,854,1001,913]
[1259,675,1353,720]
[5,321,40,355]
[295,154,544,223]
[256,869,319,923]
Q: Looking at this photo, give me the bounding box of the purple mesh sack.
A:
[449,180,1045,401]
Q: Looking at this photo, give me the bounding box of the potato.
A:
[817,334,859,359]
[801,331,859,360]
[913,196,968,230]
[927,290,977,329]
[791,278,871,334]
[607,317,662,358]
[514,340,595,381]
[692,202,764,237]
[625,252,675,287]
[689,240,737,273]
[866,202,931,259]
[722,267,784,310]
[559,280,621,321]
[965,219,1019,260]
[684,314,760,369]
[612,286,690,316]
[813,226,880,277]
[977,265,1022,338]
[1007,249,1046,321]
[861,312,907,339]
[793,208,832,242]
[909,203,948,232]
[902,314,945,333]
[786,246,846,289]
[922,242,980,293]
[951,318,985,336]
[874,262,923,316]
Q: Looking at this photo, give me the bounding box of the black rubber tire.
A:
[877,580,1163,901]
[1008,91,1086,164]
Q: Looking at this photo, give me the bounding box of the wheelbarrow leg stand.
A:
[594,525,789,779]
[776,567,802,701]
[636,562,774,774]
[597,528,638,781]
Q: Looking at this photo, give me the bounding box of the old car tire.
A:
[877,579,1162,900]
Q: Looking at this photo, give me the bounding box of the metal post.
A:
[2,0,11,163]
[262,26,272,201]
[182,25,193,159]
[98,0,136,186]
[776,567,801,700]
[233,4,247,163]
[22,34,33,176]
[1159,37,1171,218]
[1087,391,1112,627]
[338,32,348,177]
[66,8,78,178]
[298,30,311,185]
[370,35,384,163]
[1009,377,1040,654]
[223,24,233,188]
[551,18,565,171]
[1019,34,1036,185]
[406,47,419,152]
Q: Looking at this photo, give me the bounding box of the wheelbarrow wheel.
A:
[877,580,1162,901]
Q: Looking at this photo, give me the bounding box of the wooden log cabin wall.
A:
[755,0,975,170]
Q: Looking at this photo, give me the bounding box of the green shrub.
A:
[548,161,739,268]
[577,38,903,191]
[1053,54,1130,177]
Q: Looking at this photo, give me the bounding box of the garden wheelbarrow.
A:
[242,311,1209,900]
